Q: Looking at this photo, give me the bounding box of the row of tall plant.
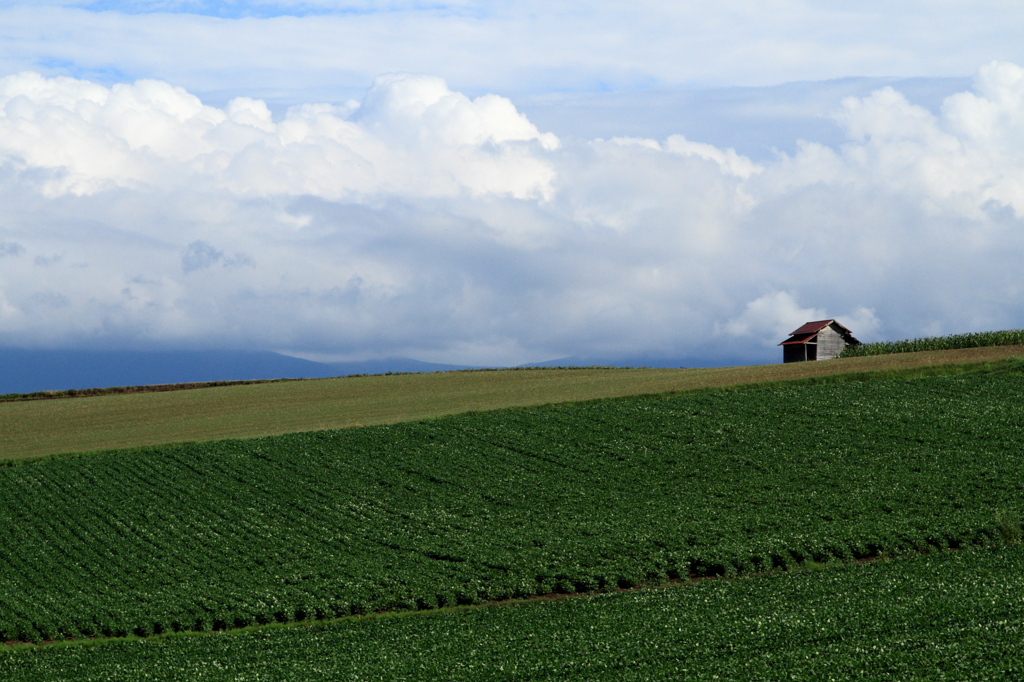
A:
[841,329,1024,357]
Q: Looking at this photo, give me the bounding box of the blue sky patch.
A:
[76,1,468,19]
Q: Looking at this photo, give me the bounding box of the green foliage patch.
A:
[842,328,1024,357]
[1,369,1023,644]
[3,546,1023,680]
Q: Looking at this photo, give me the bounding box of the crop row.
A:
[1,368,1023,643]
[3,545,1023,680]
[841,328,1024,357]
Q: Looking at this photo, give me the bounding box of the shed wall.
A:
[817,325,847,360]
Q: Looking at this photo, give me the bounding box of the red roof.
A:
[787,319,852,336]
[779,319,860,346]
[779,333,819,346]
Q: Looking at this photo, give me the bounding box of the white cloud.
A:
[717,292,826,345]
[824,61,1024,220]
[1,63,1024,365]
[717,292,881,347]
[839,307,881,342]
[0,71,558,200]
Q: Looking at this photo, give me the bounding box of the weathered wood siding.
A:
[817,324,847,360]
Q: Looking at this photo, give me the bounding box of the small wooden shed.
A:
[779,320,860,363]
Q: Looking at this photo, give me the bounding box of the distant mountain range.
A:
[0,348,761,395]
[0,349,480,396]
[518,354,756,369]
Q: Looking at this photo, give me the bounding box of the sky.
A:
[1,1,1023,367]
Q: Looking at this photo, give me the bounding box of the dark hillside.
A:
[0,348,475,395]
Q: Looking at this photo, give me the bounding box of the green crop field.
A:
[4,355,1024,679]
[1,365,1023,646]
[2,544,1022,680]
[3,344,1023,460]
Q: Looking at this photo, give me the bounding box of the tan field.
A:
[2,344,1022,461]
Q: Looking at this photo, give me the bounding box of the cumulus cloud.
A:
[0,71,557,200]
[717,292,826,345]
[1,63,1023,365]
[718,292,880,348]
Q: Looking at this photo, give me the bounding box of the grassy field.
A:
[3,344,1022,460]
[3,545,1022,680]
